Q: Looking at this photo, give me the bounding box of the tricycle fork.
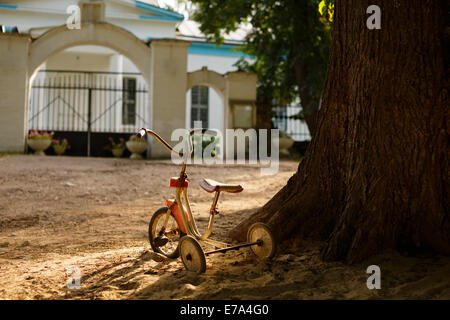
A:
[153,208,172,247]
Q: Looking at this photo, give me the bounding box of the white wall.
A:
[108,18,176,40]
[0,0,177,39]
[0,11,66,36]
[187,54,241,74]
[45,50,113,72]
[44,45,140,73]
[110,52,123,73]
[0,34,30,153]
[121,54,140,73]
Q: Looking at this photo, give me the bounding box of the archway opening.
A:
[186,85,224,158]
[28,44,150,157]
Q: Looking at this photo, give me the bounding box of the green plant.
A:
[51,138,70,149]
[192,135,220,158]
[105,137,125,150]
[28,130,54,140]
[279,131,292,139]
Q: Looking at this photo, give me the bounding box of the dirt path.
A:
[0,155,448,299]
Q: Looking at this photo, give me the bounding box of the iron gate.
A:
[272,105,311,141]
[29,70,150,156]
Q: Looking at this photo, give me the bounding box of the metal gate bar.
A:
[272,105,312,141]
[29,70,150,156]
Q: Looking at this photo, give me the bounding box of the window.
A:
[191,85,209,128]
[122,77,136,125]
[232,102,256,129]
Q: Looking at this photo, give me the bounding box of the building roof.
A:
[0,0,184,23]
[116,0,184,22]
[177,20,249,45]
[1,1,250,42]
[0,0,251,58]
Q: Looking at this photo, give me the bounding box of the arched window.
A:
[190,85,209,128]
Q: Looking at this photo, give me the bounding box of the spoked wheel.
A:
[149,207,182,259]
[179,236,206,273]
[247,223,276,259]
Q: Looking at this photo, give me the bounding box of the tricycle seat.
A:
[200,178,243,193]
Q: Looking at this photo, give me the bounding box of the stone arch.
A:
[186,68,227,99]
[26,23,153,156]
[29,23,151,82]
[186,68,229,151]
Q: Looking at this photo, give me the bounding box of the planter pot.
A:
[112,148,124,158]
[28,139,51,156]
[126,140,147,159]
[53,144,67,156]
[279,137,294,156]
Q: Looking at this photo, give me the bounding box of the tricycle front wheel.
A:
[149,207,182,259]
[247,223,276,259]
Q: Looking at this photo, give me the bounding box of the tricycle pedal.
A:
[154,235,169,247]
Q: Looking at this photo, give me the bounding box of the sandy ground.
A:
[0,155,449,300]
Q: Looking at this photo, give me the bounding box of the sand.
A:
[0,155,448,300]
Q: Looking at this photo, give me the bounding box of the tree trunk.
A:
[255,95,273,130]
[230,0,449,263]
[294,59,318,136]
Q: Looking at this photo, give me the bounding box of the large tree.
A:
[190,0,331,134]
[230,0,449,262]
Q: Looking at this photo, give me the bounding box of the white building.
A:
[0,0,308,157]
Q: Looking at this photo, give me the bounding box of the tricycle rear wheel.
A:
[247,223,276,259]
[179,235,206,273]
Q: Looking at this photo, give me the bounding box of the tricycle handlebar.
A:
[137,128,218,159]
[189,128,218,137]
[137,128,183,158]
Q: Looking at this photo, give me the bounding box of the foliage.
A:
[51,138,70,149]
[105,137,125,150]
[190,0,332,126]
[318,0,334,22]
[279,131,292,139]
[28,130,54,140]
[192,135,220,158]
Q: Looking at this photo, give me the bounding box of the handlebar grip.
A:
[137,128,146,138]
[136,128,183,158]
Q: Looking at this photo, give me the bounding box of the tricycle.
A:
[137,128,276,273]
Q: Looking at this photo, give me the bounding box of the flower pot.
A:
[112,148,124,158]
[279,137,294,156]
[53,144,67,156]
[28,139,51,156]
[126,140,147,159]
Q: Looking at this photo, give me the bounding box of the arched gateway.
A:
[0,2,257,158]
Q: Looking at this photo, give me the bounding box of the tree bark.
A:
[230,0,449,263]
[294,59,318,136]
[255,95,273,130]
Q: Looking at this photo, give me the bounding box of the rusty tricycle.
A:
[136,128,276,273]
